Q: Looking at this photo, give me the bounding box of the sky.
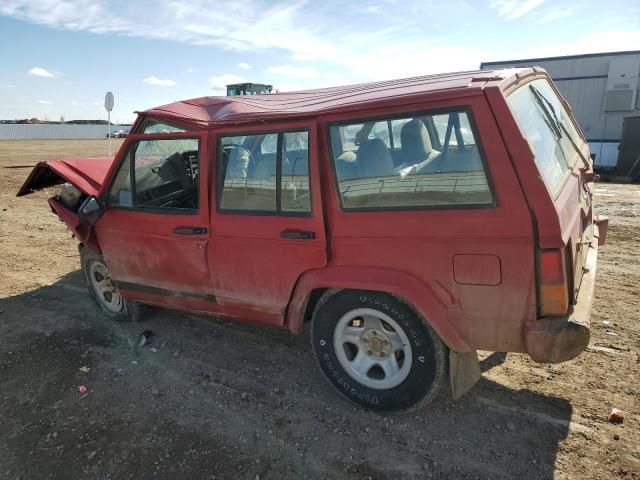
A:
[0,0,638,124]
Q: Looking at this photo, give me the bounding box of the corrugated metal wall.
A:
[0,124,128,140]
[481,51,640,169]
[481,52,640,142]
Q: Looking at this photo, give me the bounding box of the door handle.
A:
[173,226,208,235]
[280,230,315,240]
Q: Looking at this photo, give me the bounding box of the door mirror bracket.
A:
[78,196,105,226]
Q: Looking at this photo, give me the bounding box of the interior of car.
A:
[334,112,484,181]
[134,149,200,209]
[218,133,311,212]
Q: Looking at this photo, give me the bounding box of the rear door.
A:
[94,131,214,305]
[208,121,327,325]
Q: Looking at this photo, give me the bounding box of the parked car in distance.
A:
[106,129,129,138]
[18,68,608,412]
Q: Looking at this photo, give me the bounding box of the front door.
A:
[208,122,327,325]
[94,131,214,307]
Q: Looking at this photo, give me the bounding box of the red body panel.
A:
[308,95,535,353]
[94,132,213,311]
[206,121,327,325]
[17,157,114,197]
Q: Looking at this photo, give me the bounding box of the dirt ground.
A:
[0,139,638,480]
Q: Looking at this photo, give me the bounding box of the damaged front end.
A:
[17,157,114,252]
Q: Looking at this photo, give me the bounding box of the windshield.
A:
[507,78,585,193]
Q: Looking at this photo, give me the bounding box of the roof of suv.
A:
[143,68,527,127]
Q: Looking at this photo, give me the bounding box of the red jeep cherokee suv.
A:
[19,67,607,411]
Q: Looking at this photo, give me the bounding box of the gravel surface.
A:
[0,140,638,479]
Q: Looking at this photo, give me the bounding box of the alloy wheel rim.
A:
[333,308,413,390]
[89,261,124,313]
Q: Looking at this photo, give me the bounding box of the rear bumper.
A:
[524,220,605,363]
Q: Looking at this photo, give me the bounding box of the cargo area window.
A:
[507,79,583,193]
[329,110,493,210]
[108,138,199,211]
[217,130,311,214]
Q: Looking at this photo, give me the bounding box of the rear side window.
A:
[507,78,582,193]
[218,130,311,214]
[329,110,493,210]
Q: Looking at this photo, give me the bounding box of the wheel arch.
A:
[284,266,470,352]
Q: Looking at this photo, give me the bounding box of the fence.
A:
[0,124,129,140]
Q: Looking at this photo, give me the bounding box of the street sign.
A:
[105,92,114,157]
[104,92,114,112]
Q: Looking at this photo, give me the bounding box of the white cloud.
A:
[238,62,251,70]
[37,99,51,104]
[186,68,198,73]
[265,64,317,78]
[28,67,55,78]
[143,75,177,86]
[535,6,576,24]
[490,0,546,19]
[1,84,16,88]
[2,0,637,95]
[210,73,245,90]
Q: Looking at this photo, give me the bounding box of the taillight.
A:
[538,249,569,316]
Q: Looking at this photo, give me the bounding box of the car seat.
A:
[356,139,394,178]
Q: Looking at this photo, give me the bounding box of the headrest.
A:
[357,138,394,177]
[226,146,251,179]
[400,119,432,162]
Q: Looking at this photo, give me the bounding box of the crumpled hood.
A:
[17,156,115,197]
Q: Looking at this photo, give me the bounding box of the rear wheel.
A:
[80,247,143,321]
[311,290,447,412]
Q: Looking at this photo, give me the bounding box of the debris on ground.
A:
[77,385,87,393]
[608,408,624,424]
[587,346,620,355]
[79,366,90,373]
[137,330,154,348]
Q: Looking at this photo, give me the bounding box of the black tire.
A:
[311,290,448,412]
[80,246,144,322]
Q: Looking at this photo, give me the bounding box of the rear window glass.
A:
[329,110,493,210]
[507,78,582,193]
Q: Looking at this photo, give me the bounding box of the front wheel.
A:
[311,290,448,412]
[80,247,143,321]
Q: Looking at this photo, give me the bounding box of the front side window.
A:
[507,78,583,193]
[109,138,199,211]
[218,130,311,214]
[329,110,492,210]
